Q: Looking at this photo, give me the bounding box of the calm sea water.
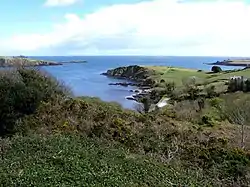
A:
[30,56,241,109]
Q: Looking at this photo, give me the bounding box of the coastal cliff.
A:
[102,65,157,104]
[0,56,61,67]
[102,65,155,86]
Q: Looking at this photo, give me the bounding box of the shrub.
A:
[173,100,201,122]
[197,98,205,111]
[182,77,201,100]
[209,97,223,108]
[0,68,70,137]
[165,82,176,95]
[137,97,152,113]
[149,88,167,103]
[205,85,217,98]
[199,114,215,127]
[219,93,250,148]
[211,66,222,73]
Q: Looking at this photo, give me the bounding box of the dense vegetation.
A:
[0,68,250,186]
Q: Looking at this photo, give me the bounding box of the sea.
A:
[30,56,241,109]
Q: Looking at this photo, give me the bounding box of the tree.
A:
[182,77,201,100]
[245,78,250,92]
[197,98,205,111]
[136,96,152,113]
[205,85,217,98]
[165,82,176,95]
[223,97,250,149]
[211,66,222,73]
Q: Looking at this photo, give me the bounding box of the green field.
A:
[145,66,250,92]
[146,66,209,85]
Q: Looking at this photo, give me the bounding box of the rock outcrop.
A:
[109,82,140,87]
[102,65,156,103]
[102,65,155,86]
[0,57,62,67]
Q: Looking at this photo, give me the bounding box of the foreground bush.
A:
[1,134,249,187]
[0,68,70,137]
[16,95,250,185]
[0,135,176,187]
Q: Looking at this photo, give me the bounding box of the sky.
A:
[1,0,250,56]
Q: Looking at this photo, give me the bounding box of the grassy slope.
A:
[0,135,211,187]
[145,66,250,92]
[1,68,250,186]
[146,66,208,85]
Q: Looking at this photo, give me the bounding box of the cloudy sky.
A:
[1,0,250,56]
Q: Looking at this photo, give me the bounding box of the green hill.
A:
[0,68,250,186]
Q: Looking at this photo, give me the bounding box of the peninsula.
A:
[0,56,61,67]
[102,64,250,106]
[205,59,250,67]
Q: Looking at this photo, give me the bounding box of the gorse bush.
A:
[205,85,217,98]
[0,68,70,137]
[182,77,201,100]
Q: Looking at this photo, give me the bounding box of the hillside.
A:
[103,65,250,100]
[0,68,250,186]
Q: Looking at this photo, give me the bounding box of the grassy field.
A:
[145,66,250,92]
[146,66,209,85]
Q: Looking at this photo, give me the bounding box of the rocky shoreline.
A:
[59,60,87,64]
[102,65,155,102]
[101,65,155,85]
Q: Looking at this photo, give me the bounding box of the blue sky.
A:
[0,0,149,36]
[1,0,250,56]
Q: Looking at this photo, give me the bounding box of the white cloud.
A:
[2,0,250,56]
[44,0,80,7]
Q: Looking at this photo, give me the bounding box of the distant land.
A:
[205,59,250,67]
[0,56,87,67]
[58,60,87,64]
